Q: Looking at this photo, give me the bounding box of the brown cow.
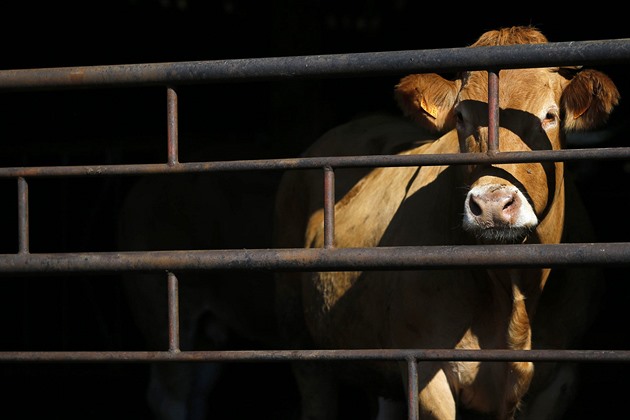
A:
[273,26,618,419]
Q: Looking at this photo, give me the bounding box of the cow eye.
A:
[542,111,558,130]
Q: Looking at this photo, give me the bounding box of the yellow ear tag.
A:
[421,96,439,119]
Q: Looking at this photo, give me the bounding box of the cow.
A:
[272,26,618,419]
[117,163,284,420]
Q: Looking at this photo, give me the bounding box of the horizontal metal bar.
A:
[0,349,627,363]
[0,39,629,91]
[0,243,628,275]
[1,147,629,178]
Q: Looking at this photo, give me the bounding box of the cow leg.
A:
[146,363,186,420]
[403,363,456,420]
[147,361,224,420]
[275,271,338,419]
[292,362,339,420]
[419,369,457,420]
[187,362,225,420]
[145,311,229,420]
[375,397,406,420]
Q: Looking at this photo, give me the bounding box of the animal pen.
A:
[0,37,629,419]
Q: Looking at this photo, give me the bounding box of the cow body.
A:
[273,26,618,419]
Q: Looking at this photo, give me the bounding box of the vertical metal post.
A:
[167,271,180,352]
[407,357,419,420]
[488,69,500,153]
[167,86,180,354]
[323,165,335,248]
[17,176,30,346]
[17,177,29,254]
[167,86,179,166]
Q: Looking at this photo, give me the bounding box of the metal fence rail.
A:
[0,243,629,274]
[1,146,630,178]
[0,348,628,363]
[0,38,629,90]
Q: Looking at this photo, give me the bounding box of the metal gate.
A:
[0,37,629,418]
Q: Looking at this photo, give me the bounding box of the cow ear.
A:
[561,69,620,132]
[395,73,460,133]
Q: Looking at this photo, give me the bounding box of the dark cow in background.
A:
[117,165,283,420]
[273,26,618,419]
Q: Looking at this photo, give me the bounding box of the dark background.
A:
[0,2,628,419]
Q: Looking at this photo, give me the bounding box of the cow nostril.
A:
[503,197,515,211]
[469,196,482,216]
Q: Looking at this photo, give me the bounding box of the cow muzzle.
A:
[462,184,538,243]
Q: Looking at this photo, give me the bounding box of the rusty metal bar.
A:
[407,358,419,420]
[16,177,29,254]
[488,69,500,153]
[0,348,627,363]
[0,39,629,91]
[0,243,628,275]
[167,271,180,352]
[323,166,335,248]
[166,86,179,166]
[0,147,628,179]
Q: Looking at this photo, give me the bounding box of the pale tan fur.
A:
[274,26,617,419]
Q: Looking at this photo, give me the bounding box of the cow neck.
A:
[532,161,565,249]
[487,160,566,325]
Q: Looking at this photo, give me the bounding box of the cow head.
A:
[395,26,619,244]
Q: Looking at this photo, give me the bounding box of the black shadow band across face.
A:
[457,100,558,221]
